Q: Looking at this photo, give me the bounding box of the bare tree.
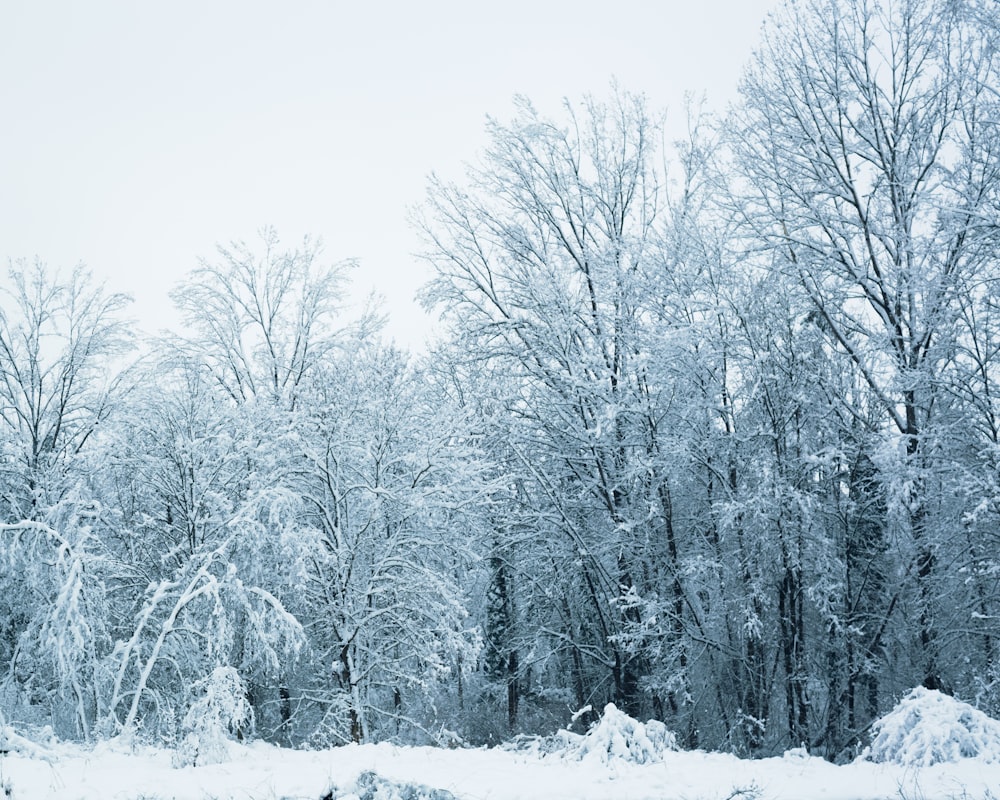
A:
[170,228,355,411]
[293,343,481,743]
[0,260,132,519]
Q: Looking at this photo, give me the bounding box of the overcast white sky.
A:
[0,1,776,348]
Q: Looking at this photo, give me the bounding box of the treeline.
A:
[2,0,1000,761]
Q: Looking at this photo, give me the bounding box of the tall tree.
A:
[733,0,1000,692]
[420,89,679,720]
[0,261,131,738]
[98,359,305,738]
[292,344,481,743]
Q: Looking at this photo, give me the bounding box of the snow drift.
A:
[862,686,1000,766]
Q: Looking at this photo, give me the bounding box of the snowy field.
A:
[5,736,1000,800]
[5,691,1000,800]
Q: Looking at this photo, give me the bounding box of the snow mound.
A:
[862,687,1000,766]
[0,725,56,762]
[322,770,457,800]
[782,747,811,762]
[563,703,678,765]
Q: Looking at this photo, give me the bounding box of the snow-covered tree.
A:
[291,343,481,743]
[419,89,690,725]
[169,227,359,410]
[0,261,131,739]
[0,261,132,519]
[733,0,1000,695]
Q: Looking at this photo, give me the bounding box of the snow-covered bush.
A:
[861,687,1000,766]
[514,703,678,765]
[322,770,457,800]
[569,704,677,764]
[0,725,55,763]
[172,666,252,767]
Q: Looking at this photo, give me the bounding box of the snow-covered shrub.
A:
[861,686,1000,766]
[322,770,457,800]
[0,725,55,762]
[523,703,677,765]
[569,704,678,764]
[172,666,252,767]
[502,729,581,758]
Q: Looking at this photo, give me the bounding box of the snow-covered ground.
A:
[5,693,1000,799]
[2,735,999,800]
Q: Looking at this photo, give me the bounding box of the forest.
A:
[2,0,1000,764]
